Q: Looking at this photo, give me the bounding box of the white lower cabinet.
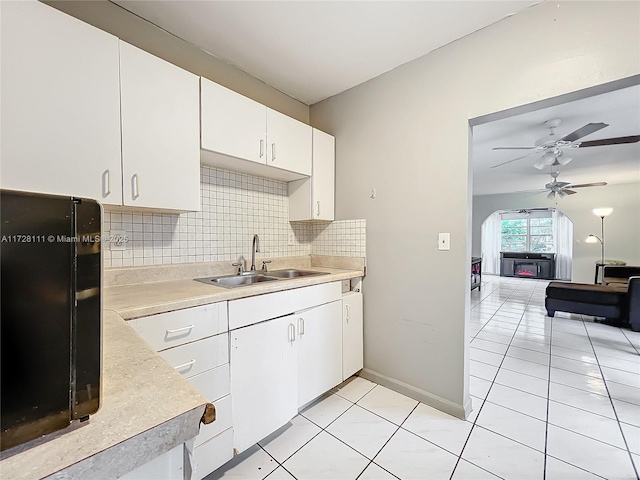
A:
[296,300,343,408]
[128,303,233,479]
[118,444,183,480]
[193,428,234,480]
[342,292,364,380]
[230,314,298,453]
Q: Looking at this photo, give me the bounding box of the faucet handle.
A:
[232,262,245,274]
[261,260,272,272]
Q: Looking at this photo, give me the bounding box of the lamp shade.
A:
[585,235,599,244]
[557,154,572,166]
[593,207,613,217]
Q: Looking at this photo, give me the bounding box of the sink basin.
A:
[266,269,329,279]
[195,274,279,288]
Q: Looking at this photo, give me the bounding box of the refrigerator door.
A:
[1,190,74,450]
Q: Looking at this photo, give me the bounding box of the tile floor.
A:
[208,275,640,480]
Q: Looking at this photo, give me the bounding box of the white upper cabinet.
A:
[289,128,335,222]
[200,79,267,165]
[0,0,122,204]
[200,79,312,180]
[119,41,200,211]
[266,108,312,176]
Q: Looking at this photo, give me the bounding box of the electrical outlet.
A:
[109,230,127,251]
[288,232,295,246]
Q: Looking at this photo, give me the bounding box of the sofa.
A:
[545,266,640,332]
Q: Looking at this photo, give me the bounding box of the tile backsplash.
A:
[103,166,365,267]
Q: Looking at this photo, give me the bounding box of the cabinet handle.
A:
[288,323,295,342]
[259,139,264,158]
[132,174,140,199]
[271,143,276,162]
[346,305,351,320]
[102,170,111,197]
[298,317,305,336]
[174,359,196,371]
[165,324,195,334]
[316,201,321,217]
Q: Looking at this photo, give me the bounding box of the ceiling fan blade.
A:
[566,182,607,188]
[564,189,577,195]
[560,122,609,142]
[490,152,539,168]
[556,181,571,188]
[492,146,539,150]
[579,135,640,147]
[513,188,547,194]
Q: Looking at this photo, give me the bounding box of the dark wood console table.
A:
[471,257,482,291]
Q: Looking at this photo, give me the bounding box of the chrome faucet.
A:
[250,234,260,272]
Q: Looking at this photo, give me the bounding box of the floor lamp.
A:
[585,207,613,283]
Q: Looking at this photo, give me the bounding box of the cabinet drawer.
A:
[159,333,228,379]
[193,428,234,480]
[129,302,227,352]
[194,395,232,447]
[188,363,230,403]
[228,281,341,330]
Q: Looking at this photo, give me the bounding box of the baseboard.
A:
[359,368,468,420]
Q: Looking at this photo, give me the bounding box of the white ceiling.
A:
[113,0,538,105]
[472,85,640,196]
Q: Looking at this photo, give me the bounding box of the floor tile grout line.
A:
[542,303,555,480]
[620,329,640,355]
[455,278,536,478]
[582,320,640,479]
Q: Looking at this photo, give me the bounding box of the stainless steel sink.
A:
[266,269,329,279]
[195,274,279,288]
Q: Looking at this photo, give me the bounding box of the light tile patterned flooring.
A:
[208,275,640,480]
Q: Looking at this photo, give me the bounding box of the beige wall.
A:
[43,0,309,123]
[472,182,640,284]
[310,1,640,417]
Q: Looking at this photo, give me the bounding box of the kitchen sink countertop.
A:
[0,310,208,480]
[105,266,364,320]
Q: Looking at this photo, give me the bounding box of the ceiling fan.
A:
[536,170,607,199]
[491,118,640,169]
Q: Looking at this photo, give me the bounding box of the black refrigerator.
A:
[1,189,102,452]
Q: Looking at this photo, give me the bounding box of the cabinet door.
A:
[120,41,200,211]
[297,301,343,408]
[230,315,298,453]
[266,108,312,176]
[0,0,122,204]
[342,292,364,380]
[201,78,267,165]
[288,128,335,221]
[311,129,335,221]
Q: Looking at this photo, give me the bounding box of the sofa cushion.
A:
[546,282,628,306]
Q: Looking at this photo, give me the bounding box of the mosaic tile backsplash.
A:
[103,166,365,267]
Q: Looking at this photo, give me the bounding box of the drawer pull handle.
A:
[166,324,195,334]
[346,305,351,320]
[174,359,196,371]
[298,317,305,336]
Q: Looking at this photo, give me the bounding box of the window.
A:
[501,216,554,253]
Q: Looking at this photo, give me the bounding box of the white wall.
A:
[472,182,640,283]
[310,1,640,417]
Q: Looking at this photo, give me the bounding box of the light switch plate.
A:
[288,232,295,246]
[438,232,450,251]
